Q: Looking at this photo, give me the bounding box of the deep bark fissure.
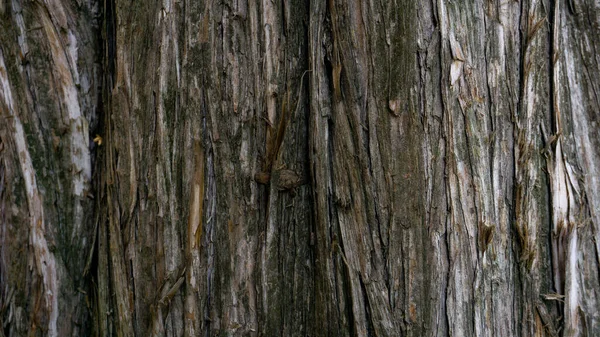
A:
[547,0,556,136]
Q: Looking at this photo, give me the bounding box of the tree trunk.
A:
[1,0,600,336]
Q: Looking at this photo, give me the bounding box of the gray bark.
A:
[1,0,600,336]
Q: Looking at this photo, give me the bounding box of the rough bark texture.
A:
[0,0,100,335]
[1,0,600,336]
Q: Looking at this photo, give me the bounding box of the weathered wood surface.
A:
[0,0,100,335]
[1,0,599,336]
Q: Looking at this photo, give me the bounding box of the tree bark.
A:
[0,0,100,335]
[1,0,600,336]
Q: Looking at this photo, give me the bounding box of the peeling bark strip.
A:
[188,140,205,250]
[183,139,204,336]
[2,0,600,336]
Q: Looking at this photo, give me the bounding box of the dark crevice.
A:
[435,0,452,332]
[359,276,375,337]
[104,0,116,90]
[441,229,451,336]
[546,0,565,326]
[94,0,118,334]
[340,246,356,337]
[280,0,287,38]
[482,5,496,202]
[200,78,214,337]
[129,259,137,336]
[548,0,556,133]
[516,0,525,125]
[513,2,530,333]
[327,112,344,336]
[0,161,8,337]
